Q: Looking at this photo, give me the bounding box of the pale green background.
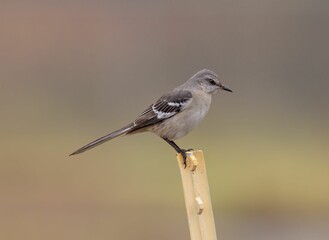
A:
[1,1,329,239]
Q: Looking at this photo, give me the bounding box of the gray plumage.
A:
[70,69,232,158]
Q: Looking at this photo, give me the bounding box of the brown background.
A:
[1,1,329,239]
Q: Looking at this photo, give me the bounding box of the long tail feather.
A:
[70,124,133,156]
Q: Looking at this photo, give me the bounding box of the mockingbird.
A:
[70,69,232,166]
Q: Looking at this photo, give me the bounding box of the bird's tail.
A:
[69,124,133,156]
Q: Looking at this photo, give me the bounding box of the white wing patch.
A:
[152,99,191,119]
[152,105,176,119]
[167,102,180,107]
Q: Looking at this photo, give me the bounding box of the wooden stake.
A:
[177,150,217,240]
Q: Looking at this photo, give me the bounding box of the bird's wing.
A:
[128,90,193,132]
[70,90,192,155]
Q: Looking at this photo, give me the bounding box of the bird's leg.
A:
[163,138,192,168]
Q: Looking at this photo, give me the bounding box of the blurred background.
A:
[1,1,329,239]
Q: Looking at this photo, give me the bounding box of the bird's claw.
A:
[181,150,187,168]
[180,148,193,169]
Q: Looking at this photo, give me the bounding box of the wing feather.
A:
[128,90,192,133]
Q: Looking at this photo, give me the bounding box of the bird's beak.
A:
[221,85,233,92]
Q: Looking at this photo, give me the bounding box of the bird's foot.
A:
[180,148,194,169]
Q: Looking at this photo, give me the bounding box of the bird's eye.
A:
[208,78,216,85]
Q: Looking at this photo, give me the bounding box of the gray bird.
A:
[70,69,232,166]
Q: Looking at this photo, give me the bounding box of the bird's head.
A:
[189,69,232,95]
